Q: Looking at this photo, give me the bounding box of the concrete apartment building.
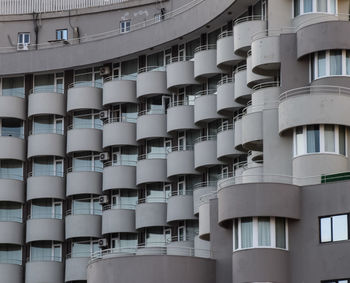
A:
[0,0,348,282]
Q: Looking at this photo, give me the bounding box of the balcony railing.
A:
[68,81,103,89]
[137,153,167,160]
[27,255,62,263]
[0,215,22,223]
[66,208,102,216]
[102,203,136,211]
[137,66,166,74]
[29,86,64,95]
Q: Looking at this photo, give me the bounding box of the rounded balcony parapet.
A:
[102,76,137,105]
[217,31,243,67]
[194,45,226,78]
[0,95,26,120]
[166,57,199,89]
[136,66,170,98]
[28,89,66,117]
[67,82,103,112]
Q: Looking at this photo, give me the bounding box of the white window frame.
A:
[17,32,30,45]
[293,125,347,157]
[233,217,289,251]
[56,29,68,41]
[120,20,131,33]
[293,0,338,17]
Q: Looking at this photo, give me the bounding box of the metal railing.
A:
[280,85,350,101]
[27,213,62,220]
[168,56,194,64]
[233,64,247,74]
[170,189,193,197]
[0,131,24,139]
[28,171,64,177]
[68,81,103,89]
[194,44,217,53]
[194,89,217,98]
[67,122,103,130]
[138,66,166,74]
[29,87,64,95]
[217,30,233,40]
[252,81,280,91]
[194,135,217,144]
[66,208,102,216]
[27,256,62,263]
[137,197,168,204]
[193,181,217,189]
[29,128,64,135]
[217,123,233,133]
[0,258,22,265]
[234,15,265,26]
[67,165,103,173]
[217,76,234,87]
[167,145,194,153]
[137,108,165,116]
[0,215,22,223]
[102,116,137,124]
[102,203,136,211]
[1,91,25,98]
[137,152,167,160]
[103,74,137,83]
[103,159,137,167]
[168,99,195,108]
[90,245,212,262]
[0,172,24,181]
[0,0,128,14]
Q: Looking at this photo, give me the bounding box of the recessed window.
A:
[56,29,68,41]
[17,32,30,45]
[293,125,347,157]
[320,214,349,243]
[233,217,288,251]
[311,50,350,80]
[294,0,336,17]
[120,20,131,33]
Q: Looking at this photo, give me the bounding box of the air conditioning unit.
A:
[99,195,109,205]
[98,238,108,248]
[100,66,111,76]
[17,43,29,51]
[99,110,108,120]
[99,152,110,161]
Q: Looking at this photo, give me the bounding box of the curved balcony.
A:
[66,170,102,196]
[25,261,64,283]
[0,136,25,161]
[217,31,243,67]
[26,218,64,243]
[67,82,102,112]
[103,118,137,148]
[234,66,251,104]
[166,240,195,256]
[66,127,102,154]
[28,89,66,117]
[167,101,198,132]
[0,179,24,203]
[240,161,264,184]
[0,264,23,283]
[0,96,26,120]
[241,104,263,151]
[193,182,216,215]
[166,57,199,89]
[249,150,263,162]
[103,77,137,106]
[65,256,89,282]
[194,235,211,258]
[136,67,170,98]
[217,182,300,225]
[199,202,210,240]
[167,146,198,178]
[28,132,65,158]
[293,12,339,32]
[251,30,281,75]
[135,201,167,229]
[234,115,245,152]
[233,16,267,56]
[136,155,168,185]
[279,86,350,133]
[136,110,169,141]
[232,249,289,283]
[103,162,136,191]
[216,77,242,115]
[102,206,136,234]
[217,124,242,160]
[87,254,215,283]
[27,175,65,201]
[194,90,223,125]
[293,153,348,186]
[246,53,271,88]
[194,45,225,78]
[0,222,24,245]
[65,213,101,239]
[194,136,223,170]
[167,192,196,223]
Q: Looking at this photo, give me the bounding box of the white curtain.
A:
[241,218,253,248]
[258,217,271,246]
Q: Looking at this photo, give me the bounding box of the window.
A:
[322,280,350,283]
[234,217,288,250]
[71,239,99,258]
[294,0,337,16]
[311,50,350,80]
[31,199,62,219]
[320,214,349,243]
[0,202,22,223]
[56,29,68,41]
[2,76,25,98]
[72,196,101,215]
[30,242,62,262]
[72,152,102,172]
[120,20,131,33]
[294,125,347,156]
[32,157,63,177]
[17,32,30,45]
[1,118,23,138]
[33,73,64,93]
[0,160,23,181]
[0,244,22,265]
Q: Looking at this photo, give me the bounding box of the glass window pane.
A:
[241,217,253,249]
[294,0,300,16]
[307,125,320,153]
[332,214,348,241]
[304,0,313,12]
[33,157,54,176]
[320,217,332,242]
[2,118,23,138]
[329,0,336,13]
[296,126,304,155]
[276,218,286,249]
[339,125,346,155]
[258,217,271,246]
[317,0,327,12]
[2,77,24,97]
[34,74,55,93]
[234,219,239,250]
[318,51,326,77]
[324,125,335,152]
[330,50,342,76]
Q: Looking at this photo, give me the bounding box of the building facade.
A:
[0,0,349,282]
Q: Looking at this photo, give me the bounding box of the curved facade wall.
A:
[0,222,24,245]
[0,180,24,203]
[216,81,241,114]
[67,86,102,112]
[166,61,198,89]
[194,49,225,78]
[0,264,23,283]
[0,96,26,120]
[103,122,137,147]
[217,34,242,66]
[135,202,167,229]
[167,105,198,132]
[103,165,136,191]
[65,214,101,239]
[66,171,102,196]
[136,71,170,98]
[167,150,198,178]
[66,257,90,282]
[136,159,168,185]
[26,218,64,243]
[67,128,102,154]
[194,140,223,169]
[25,262,64,283]
[167,195,196,222]
[217,129,242,160]
[27,176,65,201]
[28,134,65,158]
[194,94,222,124]
[252,35,280,75]
[103,80,137,105]
[0,137,25,161]
[102,209,136,234]
[136,114,169,141]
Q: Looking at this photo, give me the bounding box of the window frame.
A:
[17,32,30,45]
[56,29,68,41]
[319,213,350,243]
[120,20,131,33]
[293,0,337,17]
